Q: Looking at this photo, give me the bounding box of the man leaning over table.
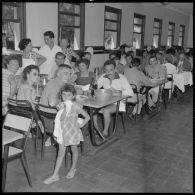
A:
[38,31,62,75]
[94,59,134,137]
[39,64,73,146]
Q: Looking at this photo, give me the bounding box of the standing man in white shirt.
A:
[38,31,62,75]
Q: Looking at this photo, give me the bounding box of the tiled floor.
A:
[4,86,193,192]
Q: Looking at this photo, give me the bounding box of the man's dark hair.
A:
[18,38,31,51]
[131,58,141,67]
[104,59,116,68]
[126,51,134,57]
[44,31,54,38]
[148,49,156,57]
[76,58,90,69]
[55,52,66,59]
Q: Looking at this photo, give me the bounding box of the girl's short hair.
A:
[58,84,77,101]
[18,38,31,51]
[22,65,39,81]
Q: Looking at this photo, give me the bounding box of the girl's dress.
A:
[53,101,84,146]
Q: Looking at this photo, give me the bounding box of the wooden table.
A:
[77,95,127,146]
[2,129,23,191]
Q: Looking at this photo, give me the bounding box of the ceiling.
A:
[160,3,193,16]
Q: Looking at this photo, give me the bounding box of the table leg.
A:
[2,144,9,192]
[88,101,120,146]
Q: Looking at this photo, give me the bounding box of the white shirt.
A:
[162,62,177,75]
[97,73,134,97]
[38,44,62,74]
[97,72,134,111]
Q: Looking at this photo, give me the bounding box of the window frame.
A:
[58,3,85,50]
[2,2,26,47]
[178,24,185,47]
[167,22,175,47]
[133,13,145,49]
[104,6,122,51]
[153,18,162,48]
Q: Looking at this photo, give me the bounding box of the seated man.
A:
[144,56,166,107]
[94,59,134,137]
[47,52,66,80]
[177,52,192,72]
[124,58,155,117]
[39,64,73,146]
[2,55,21,115]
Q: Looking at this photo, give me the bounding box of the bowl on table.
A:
[94,89,113,102]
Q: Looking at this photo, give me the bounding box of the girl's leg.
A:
[66,145,78,178]
[52,144,66,177]
[43,143,66,184]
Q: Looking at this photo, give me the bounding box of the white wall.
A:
[187,14,193,48]
[25,2,192,68]
[26,3,58,47]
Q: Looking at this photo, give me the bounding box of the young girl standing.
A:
[43,84,90,184]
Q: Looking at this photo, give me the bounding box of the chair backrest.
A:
[7,98,34,118]
[3,112,33,151]
[130,83,138,94]
[167,74,173,81]
[37,103,57,119]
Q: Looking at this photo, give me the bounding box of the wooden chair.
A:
[164,74,174,103]
[2,111,33,192]
[36,103,57,159]
[126,84,146,122]
[7,98,42,155]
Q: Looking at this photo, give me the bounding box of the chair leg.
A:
[2,145,9,192]
[20,153,32,187]
[41,130,46,159]
[121,112,126,134]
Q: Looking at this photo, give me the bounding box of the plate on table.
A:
[76,95,89,101]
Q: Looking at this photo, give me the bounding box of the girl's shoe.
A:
[66,169,76,179]
[43,175,59,184]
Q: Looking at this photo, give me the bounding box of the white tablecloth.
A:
[173,71,193,93]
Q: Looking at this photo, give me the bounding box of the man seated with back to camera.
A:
[124,57,157,119]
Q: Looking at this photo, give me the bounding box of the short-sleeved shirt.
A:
[3,69,13,98]
[124,67,153,91]
[97,72,134,97]
[75,71,94,85]
[145,64,166,79]
[38,44,62,74]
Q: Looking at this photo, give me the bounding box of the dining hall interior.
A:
[2,2,193,192]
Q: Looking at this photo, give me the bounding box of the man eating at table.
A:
[39,64,73,146]
[144,55,166,108]
[94,59,134,137]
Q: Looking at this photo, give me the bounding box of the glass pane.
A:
[169,24,173,30]
[59,14,80,26]
[133,33,142,49]
[134,17,142,25]
[167,36,172,47]
[60,27,80,50]
[154,21,160,28]
[178,37,182,46]
[153,35,159,48]
[168,30,173,36]
[133,25,142,33]
[2,22,20,50]
[179,31,183,36]
[105,21,117,30]
[3,5,18,20]
[104,31,117,49]
[59,3,80,14]
[105,12,118,20]
[153,28,160,34]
